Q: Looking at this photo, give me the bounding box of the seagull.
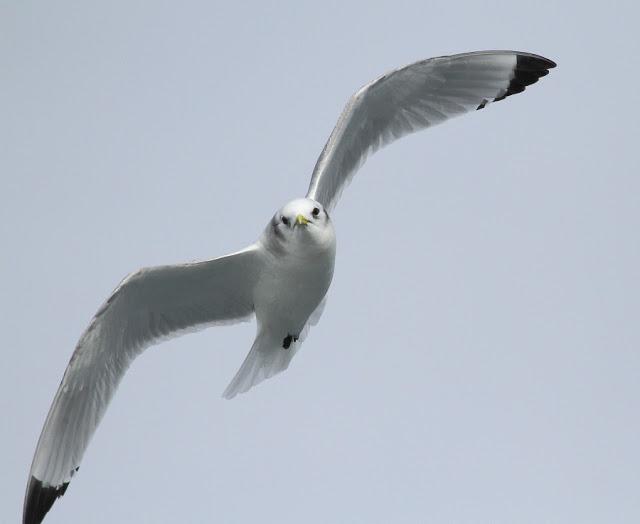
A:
[24,50,556,524]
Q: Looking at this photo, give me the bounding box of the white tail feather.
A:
[222,297,327,399]
[222,331,298,399]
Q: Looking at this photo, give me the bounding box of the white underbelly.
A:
[253,253,334,335]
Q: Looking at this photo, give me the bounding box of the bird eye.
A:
[312,207,320,217]
[281,216,289,225]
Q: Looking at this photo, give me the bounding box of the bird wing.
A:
[23,244,263,524]
[306,51,556,212]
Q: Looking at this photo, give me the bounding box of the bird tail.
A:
[222,330,300,399]
[222,297,327,399]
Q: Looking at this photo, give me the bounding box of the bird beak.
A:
[295,214,309,226]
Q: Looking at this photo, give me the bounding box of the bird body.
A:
[23,50,556,524]
[255,198,336,336]
[223,198,336,399]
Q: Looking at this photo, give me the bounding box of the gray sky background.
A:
[2,1,639,523]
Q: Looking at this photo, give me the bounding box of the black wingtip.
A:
[494,53,556,103]
[23,476,69,524]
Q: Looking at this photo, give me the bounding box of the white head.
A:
[262,198,335,256]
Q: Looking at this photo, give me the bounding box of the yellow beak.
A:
[296,214,309,226]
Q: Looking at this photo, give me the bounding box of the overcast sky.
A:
[2,1,639,523]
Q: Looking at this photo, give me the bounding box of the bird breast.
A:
[253,242,335,333]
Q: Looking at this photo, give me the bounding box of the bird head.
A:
[264,198,335,255]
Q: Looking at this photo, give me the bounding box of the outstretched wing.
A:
[23,245,263,524]
[306,51,556,212]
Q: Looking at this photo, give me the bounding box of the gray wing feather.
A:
[24,245,262,523]
[306,50,556,212]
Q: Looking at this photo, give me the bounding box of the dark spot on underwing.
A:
[282,334,299,349]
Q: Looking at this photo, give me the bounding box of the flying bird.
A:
[24,50,556,524]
